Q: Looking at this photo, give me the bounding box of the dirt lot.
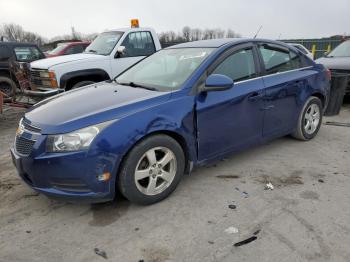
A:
[0,104,350,262]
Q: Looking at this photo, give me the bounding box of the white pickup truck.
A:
[28,25,161,97]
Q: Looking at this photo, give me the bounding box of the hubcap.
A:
[134,147,177,196]
[304,103,320,135]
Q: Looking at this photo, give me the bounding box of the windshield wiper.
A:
[86,49,97,53]
[116,81,157,91]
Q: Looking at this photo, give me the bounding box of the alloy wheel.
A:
[304,103,320,135]
[134,147,177,196]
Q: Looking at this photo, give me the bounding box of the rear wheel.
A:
[292,96,322,140]
[118,135,185,205]
[0,76,17,97]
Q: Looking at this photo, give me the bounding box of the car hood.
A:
[25,82,171,134]
[30,53,107,70]
[316,57,350,70]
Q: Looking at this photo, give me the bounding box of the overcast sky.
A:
[0,0,349,40]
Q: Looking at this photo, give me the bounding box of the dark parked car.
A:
[45,42,90,58]
[317,40,350,96]
[0,42,45,97]
[11,38,330,205]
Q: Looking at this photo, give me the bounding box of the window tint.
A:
[259,45,303,74]
[121,31,156,57]
[0,46,11,61]
[65,45,84,55]
[212,48,256,82]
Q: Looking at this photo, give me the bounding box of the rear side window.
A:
[14,46,43,62]
[121,31,156,57]
[65,45,84,55]
[0,46,11,61]
[212,48,257,82]
[259,44,303,74]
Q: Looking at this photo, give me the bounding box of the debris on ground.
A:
[228,204,237,210]
[25,230,31,234]
[242,191,249,198]
[94,248,108,259]
[134,227,140,231]
[265,182,274,190]
[234,236,258,247]
[256,174,303,187]
[253,229,260,235]
[224,226,239,234]
[318,179,325,183]
[324,121,350,127]
[208,241,215,244]
[216,175,240,179]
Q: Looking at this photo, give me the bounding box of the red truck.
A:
[45,41,90,57]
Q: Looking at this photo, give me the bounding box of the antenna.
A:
[253,25,263,39]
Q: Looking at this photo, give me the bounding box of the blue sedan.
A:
[11,38,330,204]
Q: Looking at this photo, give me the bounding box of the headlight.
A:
[46,120,114,152]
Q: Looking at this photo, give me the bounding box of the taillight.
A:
[326,69,331,80]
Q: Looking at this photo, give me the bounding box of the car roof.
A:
[105,27,154,33]
[166,38,292,49]
[0,41,39,47]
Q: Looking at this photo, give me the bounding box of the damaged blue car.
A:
[11,38,330,204]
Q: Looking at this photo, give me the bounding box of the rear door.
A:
[257,43,313,137]
[196,43,266,161]
[111,31,156,77]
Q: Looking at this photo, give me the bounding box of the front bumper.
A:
[10,146,118,203]
[22,88,63,98]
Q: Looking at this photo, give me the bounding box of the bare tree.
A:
[182,26,191,41]
[0,23,45,45]
[226,29,240,38]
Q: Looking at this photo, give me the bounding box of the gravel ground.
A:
[0,104,349,262]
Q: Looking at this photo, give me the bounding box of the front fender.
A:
[60,68,110,89]
[89,94,197,178]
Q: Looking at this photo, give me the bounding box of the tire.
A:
[292,96,323,141]
[0,76,17,97]
[71,80,96,89]
[118,135,185,205]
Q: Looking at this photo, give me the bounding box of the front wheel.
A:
[0,76,17,97]
[292,96,323,140]
[118,135,185,205]
[71,80,96,89]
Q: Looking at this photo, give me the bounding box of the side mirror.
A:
[324,51,330,57]
[115,46,126,58]
[202,74,234,92]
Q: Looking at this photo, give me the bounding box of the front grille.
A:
[22,119,41,133]
[30,69,49,88]
[30,69,42,78]
[15,136,36,156]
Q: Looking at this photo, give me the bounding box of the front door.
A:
[196,44,266,161]
[111,31,156,77]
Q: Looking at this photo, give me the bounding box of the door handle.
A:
[248,92,264,102]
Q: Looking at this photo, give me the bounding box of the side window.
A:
[0,46,11,61]
[259,45,303,75]
[65,45,84,55]
[212,48,257,82]
[121,31,155,57]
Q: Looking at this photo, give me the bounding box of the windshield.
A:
[48,44,69,54]
[116,48,214,91]
[14,46,44,62]
[85,31,124,55]
[328,41,350,57]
